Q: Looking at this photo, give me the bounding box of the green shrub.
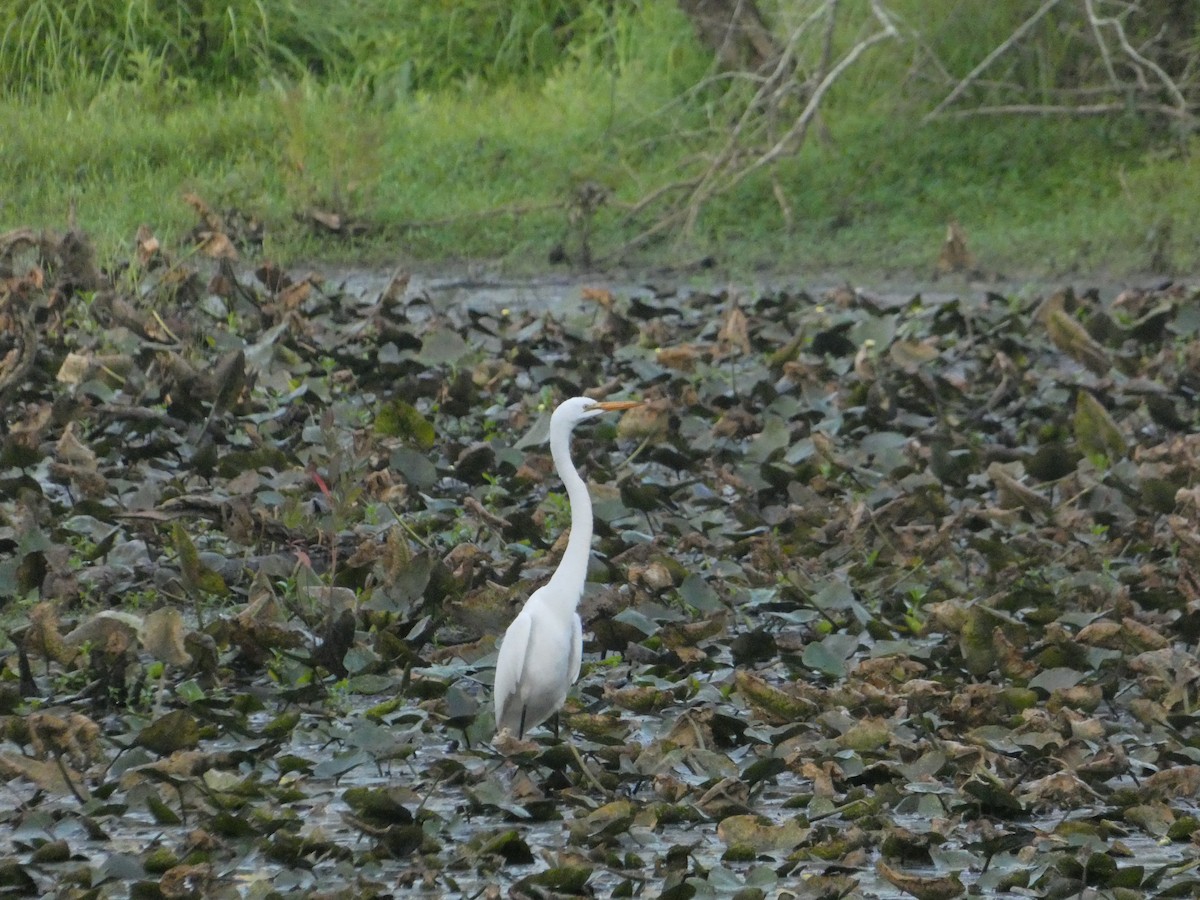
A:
[1,0,354,94]
[0,0,658,98]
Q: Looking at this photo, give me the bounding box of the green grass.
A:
[2,0,1198,277]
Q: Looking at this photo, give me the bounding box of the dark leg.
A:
[519,704,527,739]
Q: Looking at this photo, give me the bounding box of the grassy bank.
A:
[2,0,1198,278]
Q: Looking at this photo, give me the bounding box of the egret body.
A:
[493,396,638,738]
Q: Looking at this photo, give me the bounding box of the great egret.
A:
[493,396,639,739]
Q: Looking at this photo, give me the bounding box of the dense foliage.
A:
[0,0,628,95]
[4,1,1198,273]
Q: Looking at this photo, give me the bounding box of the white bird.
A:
[493,395,639,739]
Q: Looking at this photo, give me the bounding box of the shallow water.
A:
[6,266,1196,898]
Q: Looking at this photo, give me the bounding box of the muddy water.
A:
[326,266,1039,318]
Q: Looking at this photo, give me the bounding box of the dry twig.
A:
[924,0,1197,126]
[619,0,898,258]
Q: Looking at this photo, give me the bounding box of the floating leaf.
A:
[136,710,200,756]
[390,446,437,489]
[717,814,809,852]
[171,522,228,597]
[1022,672,1089,696]
[376,400,435,448]
[679,574,721,613]
[1045,305,1110,374]
[734,670,815,722]
[876,859,965,900]
[803,636,850,678]
[142,608,192,667]
[1074,391,1127,464]
[417,328,470,366]
[514,866,591,895]
[343,786,416,826]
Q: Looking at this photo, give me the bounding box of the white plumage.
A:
[493,396,638,738]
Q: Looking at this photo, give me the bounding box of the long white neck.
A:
[547,423,593,607]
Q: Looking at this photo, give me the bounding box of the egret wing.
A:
[567,612,582,685]
[493,610,533,726]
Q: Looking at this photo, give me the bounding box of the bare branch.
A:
[617,0,1195,265]
[1082,0,1121,90]
[1086,0,1189,114]
[937,101,1192,120]
[721,1,898,191]
[923,0,1064,123]
[921,0,1196,128]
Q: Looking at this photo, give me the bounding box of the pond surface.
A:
[2,260,1199,898]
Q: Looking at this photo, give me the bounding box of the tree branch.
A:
[923,0,1064,123]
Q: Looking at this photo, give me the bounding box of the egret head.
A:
[552,396,640,428]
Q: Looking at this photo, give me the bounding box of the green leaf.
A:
[803,635,852,678]
[679,574,721,612]
[376,400,435,448]
[1028,667,1085,693]
[812,580,856,610]
[746,416,789,463]
[1073,391,1126,465]
[390,447,437,489]
[613,607,658,635]
[417,328,470,366]
[136,709,200,756]
[171,522,228,597]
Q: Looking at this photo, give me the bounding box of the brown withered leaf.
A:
[135,224,161,267]
[936,218,973,275]
[182,192,223,232]
[616,400,669,441]
[26,710,102,766]
[1077,618,1167,652]
[63,610,140,659]
[23,602,75,666]
[159,863,214,900]
[8,401,53,449]
[580,286,615,309]
[54,421,96,468]
[798,760,840,798]
[309,209,343,232]
[987,462,1051,514]
[716,300,751,356]
[661,708,715,749]
[142,608,193,667]
[1021,772,1096,808]
[277,280,312,311]
[992,627,1036,680]
[1145,765,1200,800]
[120,749,235,785]
[655,344,702,372]
[380,268,410,309]
[0,752,79,795]
[876,859,965,900]
[197,231,238,260]
[1042,300,1110,374]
